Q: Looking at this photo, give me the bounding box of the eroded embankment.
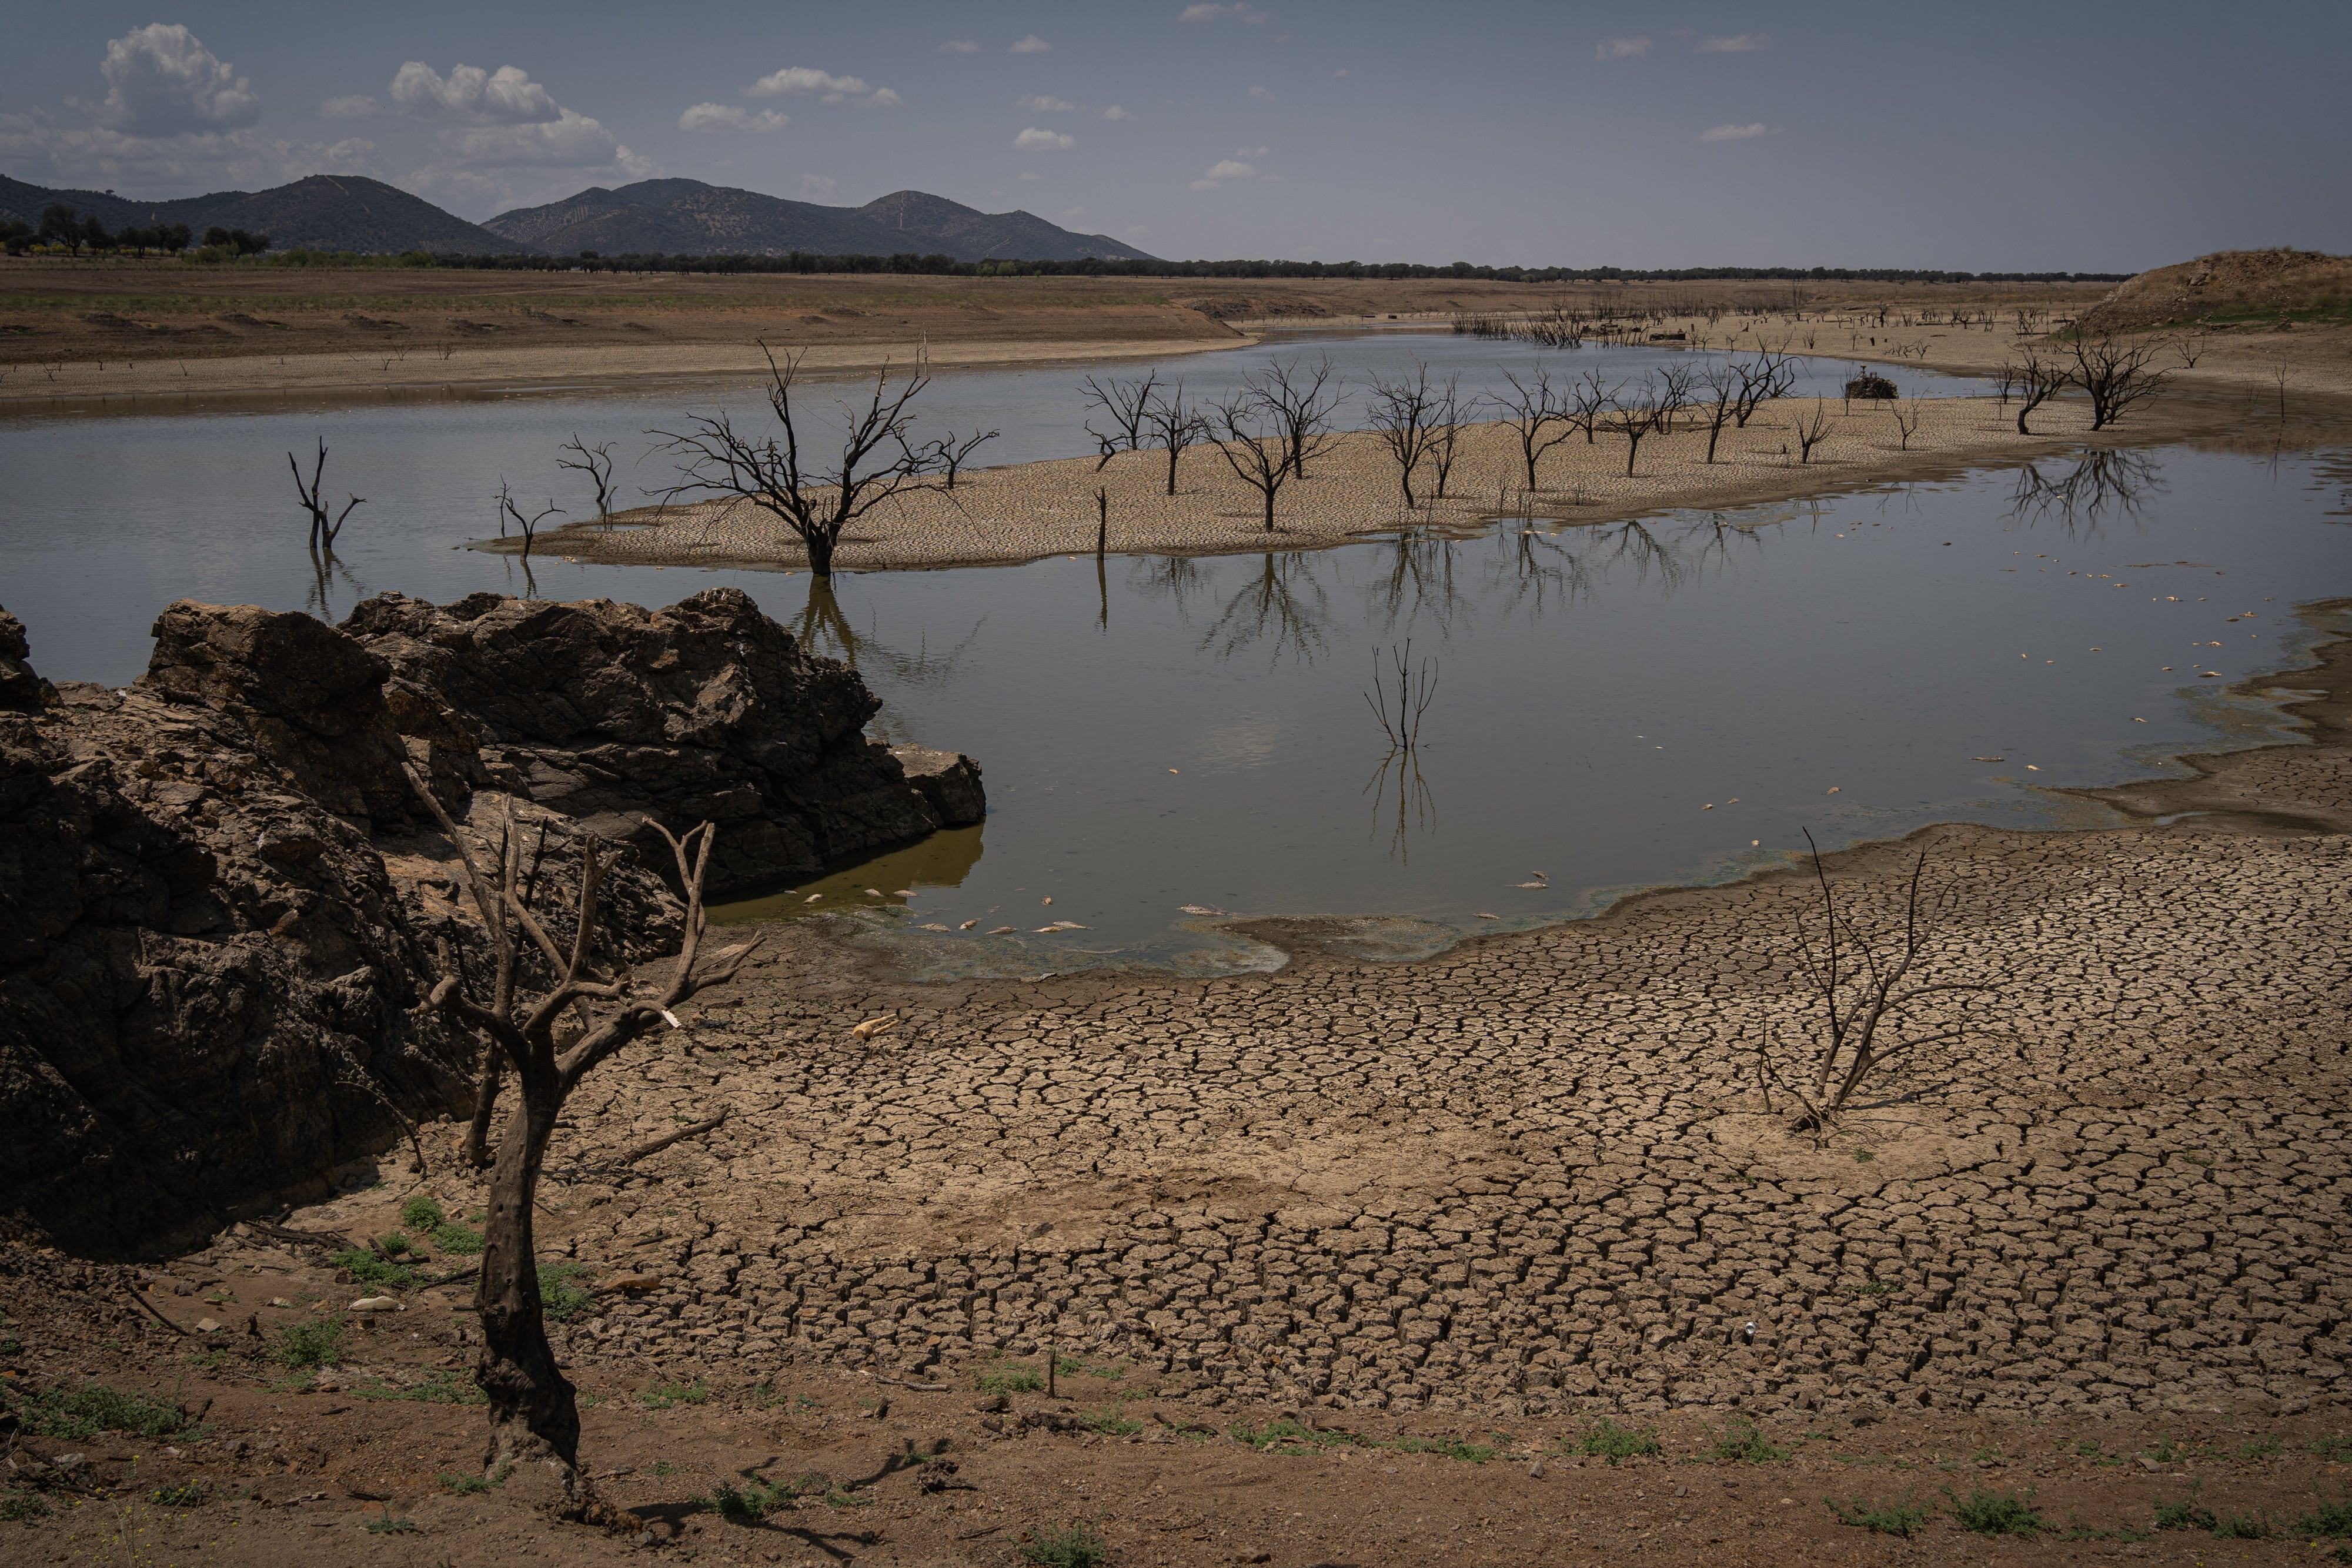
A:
[295,601,2352,1424]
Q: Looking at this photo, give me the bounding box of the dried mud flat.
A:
[5,611,2350,1564]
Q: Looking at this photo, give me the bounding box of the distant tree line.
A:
[379,251,2132,285]
[0,203,268,258]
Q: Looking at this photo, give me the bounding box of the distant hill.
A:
[2079,248,2352,332]
[0,173,515,254]
[483,179,1158,262]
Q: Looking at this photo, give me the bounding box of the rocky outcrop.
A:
[0,590,981,1255]
[342,588,982,895]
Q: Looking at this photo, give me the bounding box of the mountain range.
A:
[0,172,1156,262]
[481,180,1156,262]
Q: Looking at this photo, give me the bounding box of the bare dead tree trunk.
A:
[1142,381,1204,497]
[2066,334,2168,430]
[1205,390,1293,531]
[1262,356,1341,478]
[496,482,564,560]
[1889,399,1921,450]
[1365,363,1439,507]
[2009,349,2070,435]
[556,436,617,520]
[1495,369,1576,492]
[1792,399,1833,465]
[1080,369,1160,454]
[1424,376,1468,500]
[288,437,365,551]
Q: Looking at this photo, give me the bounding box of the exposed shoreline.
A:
[517,387,2309,576]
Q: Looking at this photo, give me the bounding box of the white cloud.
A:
[1188,179,1218,192]
[800,173,838,199]
[1238,145,1268,156]
[1180,2,1268,19]
[744,66,897,105]
[748,66,867,97]
[439,112,634,167]
[1696,33,1772,51]
[0,106,379,196]
[1699,121,1770,141]
[1009,35,1053,53]
[1102,105,1135,120]
[1061,205,1087,219]
[939,40,981,53]
[1595,36,1652,60]
[390,62,560,125]
[679,103,789,132]
[1248,85,1272,99]
[1205,159,1257,179]
[1018,95,1080,112]
[1013,126,1075,151]
[98,24,260,136]
[319,95,381,119]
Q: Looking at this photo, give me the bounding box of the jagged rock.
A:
[0,608,56,713]
[891,745,986,828]
[342,588,982,895]
[0,590,978,1253]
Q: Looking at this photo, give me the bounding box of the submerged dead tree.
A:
[556,435,617,520]
[406,766,761,1495]
[651,343,941,580]
[288,437,365,551]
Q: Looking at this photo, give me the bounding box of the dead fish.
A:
[893,888,917,897]
[1825,786,1840,794]
[988,926,1017,935]
[1050,921,1093,930]
[920,923,951,932]
[803,893,824,903]
[959,919,979,930]
[864,887,884,897]
[1178,904,1228,917]
[1700,804,1714,811]
[1474,912,1502,920]
[1972,756,2004,762]
[1514,881,1548,888]
[1041,896,1053,905]
[1033,927,1060,934]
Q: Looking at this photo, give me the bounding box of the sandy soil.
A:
[546,393,2128,573]
[4,606,2347,1566]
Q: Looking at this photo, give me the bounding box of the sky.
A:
[3,1,2347,272]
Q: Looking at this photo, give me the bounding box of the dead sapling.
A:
[898,426,1000,490]
[1494,368,1578,493]
[1364,362,1442,507]
[1423,375,1470,500]
[2007,348,2072,436]
[2066,334,2168,430]
[496,481,563,560]
[1079,368,1161,460]
[1141,380,1208,496]
[1887,399,1922,452]
[555,435,617,522]
[1755,833,1992,1138]
[1204,386,1297,532]
[1792,399,1833,465]
[403,762,761,1497]
[288,436,365,552]
[1261,355,1341,478]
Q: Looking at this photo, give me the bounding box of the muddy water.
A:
[0,337,2343,977]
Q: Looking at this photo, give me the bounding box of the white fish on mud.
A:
[1178,904,1228,917]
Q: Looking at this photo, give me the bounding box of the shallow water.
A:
[0,329,1976,686]
[0,337,2343,979]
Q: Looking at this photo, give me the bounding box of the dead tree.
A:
[556,435,617,520]
[1141,381,1207,496]
[1567,367,1615,444]
[1262,355,1341,477]
[1204,389,1296,531]
[1603,376,1666,477]
[1756,834,1989,1129]
[1494,369,1576,492]
[1730,352,1798,428]
[1079,369,1160,454]
[2008,349,2070,435]
[1424,376,1469,500]
[900,427,1000,490]
[650,343,940,580]
[288,437,365,551]
[406,765,760,1490]
[1364,363,1441,507]
[1887,399,1921,451]
[2066,334,2167,430]
[1791,399,1833,465]
[1697,366,1739,463]
[496,482,563,560]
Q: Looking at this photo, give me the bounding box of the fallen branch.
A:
[246,1221,355,1253]
[614,1113,729,1166]
[124,1285,191,1337]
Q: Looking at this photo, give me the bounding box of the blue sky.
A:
[4,1,2346,270]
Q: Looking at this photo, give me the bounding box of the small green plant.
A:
[2149,1433,2181,1463]
[709,1474,802,1519]
[1576,1417,1661,1465]
[1826,1489,1933,1538]
[2153,1489,2214,1532]
[2297,1487,2352,1538]
[975,1364,1046,1396]
[2311,1435,2352,1464]
[1853,1149,1875,1162]
[2209,1509,2271,1539]
[440,1472,491,1495]
[400,1196,487,1255]
[149,1482,209,1509]
[1,1492,53,1522]
[539,1261,596,1321]
[640,1379,711,1410]
[1229,1419,1360,1456]
[270,1316,348,1370]
[1709,1416,1790,1463]
[328,1248,418,1289]
[1019,1519,1111,1568]
[1946,1484,2042,1537]
[11,1381,197,1441]
[1839,1279,1895,1296]
[363,1507,418,1534]
[2236,1435,2283,1459]
[377,1230,414,1255]
[1081,1406,1144,1437]
[1394,1434,1496,1463]
[650,1459,678,1478]
[823,1486,871,1509]
[2073,1440,2102,1457]
[352,1369,486,1405]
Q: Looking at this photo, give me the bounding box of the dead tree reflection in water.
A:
[1486,524,1595,621]
[1201,551,1328,667]
[1364,744,1437,862]
[787,576,981,736]
[1361,640,1438,862]
[1371,531,1464,638]
[305,547,365,620]
[1129,553,1208,620]
[2008,448,2166,534]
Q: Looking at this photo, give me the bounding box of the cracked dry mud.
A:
[319,613,2352,1432]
